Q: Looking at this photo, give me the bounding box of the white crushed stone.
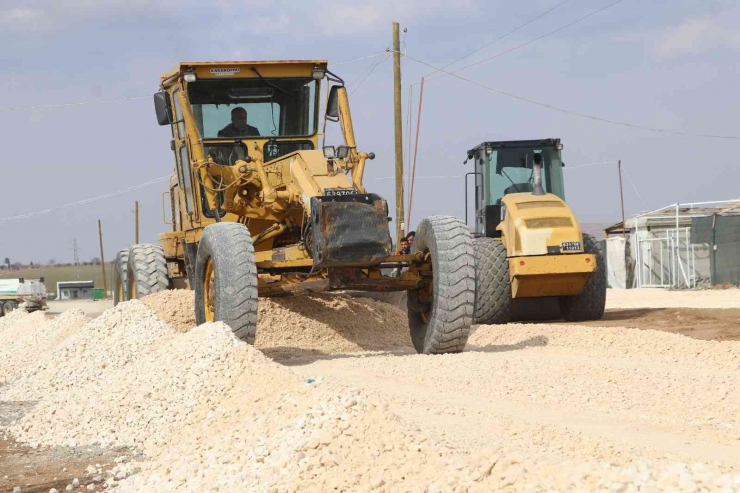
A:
[0,292,739,491]
[0,309,88,385]
[607,287,740,309]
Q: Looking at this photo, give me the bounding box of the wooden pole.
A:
[392,22,405,245]
[98,220,108,298]
[135,200,140,244]
[617,160,626,237]
[407,76,425,230]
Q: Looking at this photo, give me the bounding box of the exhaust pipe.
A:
[532,153,545,196]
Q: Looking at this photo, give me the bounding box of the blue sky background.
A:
[1,0,738,263]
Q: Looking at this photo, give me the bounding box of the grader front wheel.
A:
[194,222,259,344]
[126,244,170,301]
[407,216,476,354]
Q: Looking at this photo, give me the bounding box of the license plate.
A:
[561,241,581,252]
[324,188,357,197]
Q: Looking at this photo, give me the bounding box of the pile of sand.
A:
[142,289,413,355]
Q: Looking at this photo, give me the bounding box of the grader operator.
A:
[466,139,607,324]
[113,60,476,355]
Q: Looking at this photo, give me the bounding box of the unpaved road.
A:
[2,288,740,491]
[288,323,740,471]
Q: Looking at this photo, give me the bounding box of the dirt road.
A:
[2,289,740,491]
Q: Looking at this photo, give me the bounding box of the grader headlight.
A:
[323,146,336,159]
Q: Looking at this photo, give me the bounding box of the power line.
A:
[424,0,573,79]
[564,161,618,170]
[330,50,389,67]
[401,53,740,140]
[0,175,170,223]
[621,163,649,209]
[349,53,391,95]
[428,0,624,82]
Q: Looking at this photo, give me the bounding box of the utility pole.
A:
[98,220,108,298]
[617,160,626,237]
[73,239,81,281]
[135,200,140,244]
[392,21,405,245]
[407,76,425,230]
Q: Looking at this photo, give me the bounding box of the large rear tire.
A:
[558,233,607,321]
[127,244,170,300]
[407,216,475,354]
[113,248,129,306]
[473,237,511,325]
[194,222,258,344]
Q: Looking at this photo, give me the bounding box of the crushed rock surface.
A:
[607,287,740,309]
[1,290,740,491]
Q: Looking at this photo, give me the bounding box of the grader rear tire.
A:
[194,222,258,344]
[473,237,511,325]
[558,233,607,321]
[127,244,170,301]
[113,248,129,306]
[407,216,475,354]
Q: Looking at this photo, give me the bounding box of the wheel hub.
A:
[204,258,215,322]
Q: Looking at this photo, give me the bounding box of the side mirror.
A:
[326,85,340,121]
[153,91,173,126]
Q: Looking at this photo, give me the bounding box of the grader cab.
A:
[113,60,476,354]
[466,139,606,324]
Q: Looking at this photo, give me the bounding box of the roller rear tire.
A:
[559,233,607,321]
[473,237,511,325]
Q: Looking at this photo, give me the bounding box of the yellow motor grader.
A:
[465,139,606,324]
[113,60,475,354]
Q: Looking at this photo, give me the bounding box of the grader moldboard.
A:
[113,60,475,354]
[466,139,607,324]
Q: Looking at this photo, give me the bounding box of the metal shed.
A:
[56,281,95,300]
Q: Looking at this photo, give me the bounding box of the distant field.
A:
[0,264,115,295]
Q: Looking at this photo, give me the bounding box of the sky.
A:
[1,0,739,264]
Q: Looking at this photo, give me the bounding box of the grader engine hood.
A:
[499,193,584,256]
[284,150,393,270]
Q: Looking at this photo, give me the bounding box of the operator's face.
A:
[232,110,248,130]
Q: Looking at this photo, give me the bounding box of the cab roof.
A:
[160,60,328,84]
[468,139,561,155]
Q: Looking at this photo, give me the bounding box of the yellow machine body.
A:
[498,193,596,298]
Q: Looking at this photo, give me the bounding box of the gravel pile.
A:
[143,289,412,354]
[2,292,740,491]
[0,309,88,385]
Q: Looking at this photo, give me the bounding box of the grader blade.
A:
[310,193,392,270]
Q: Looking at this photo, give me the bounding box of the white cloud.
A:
[0,7,49,31]
[214,0,483,38]
[0,0,179,33]
[651,14,740,58]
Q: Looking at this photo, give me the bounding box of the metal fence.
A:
[630,200,740,289]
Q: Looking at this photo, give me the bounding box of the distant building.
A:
[57,281,95,300]
[604,200,740,289]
